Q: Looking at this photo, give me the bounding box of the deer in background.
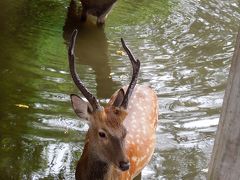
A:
[68,30,158,179]
[79,0,117,25]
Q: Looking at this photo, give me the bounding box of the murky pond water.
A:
[0,0,239,179]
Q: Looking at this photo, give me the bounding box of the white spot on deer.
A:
[135,160,139,166]
[142,126,147,133]
[137,146,140,151]
[132,156,137,162]
[131,114,135,119]
[128,134,133,139]
[143,129,146,135]
[140,155,147,162]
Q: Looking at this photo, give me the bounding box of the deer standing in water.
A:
[79,0,117,25]
[68,30,158,180]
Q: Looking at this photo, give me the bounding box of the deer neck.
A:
[75,141,120,180]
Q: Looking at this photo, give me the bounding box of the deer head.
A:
[68,29,140,171]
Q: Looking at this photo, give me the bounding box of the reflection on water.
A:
[63,1,119,99]
[0,0,239,179]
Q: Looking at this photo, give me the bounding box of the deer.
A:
[79,0,117,25]
[68,29,158,180]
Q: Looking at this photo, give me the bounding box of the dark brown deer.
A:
[79,0,117,25]
[68,30,158,179]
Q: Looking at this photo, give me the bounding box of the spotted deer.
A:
[79,0,117,25]
[68,30,158,180]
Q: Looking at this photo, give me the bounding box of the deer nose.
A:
[119,161,130,171]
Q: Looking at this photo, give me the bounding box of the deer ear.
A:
[113,88,125,107]
[70,94,93,121]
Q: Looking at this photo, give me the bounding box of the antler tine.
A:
[120,38,141,109]
[68,29,102,111]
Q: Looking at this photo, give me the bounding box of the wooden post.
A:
[208,30,240,180]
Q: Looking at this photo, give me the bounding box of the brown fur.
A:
[79,0,117,24]
[72,85,158,180]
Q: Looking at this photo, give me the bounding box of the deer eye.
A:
[98,131,106,138]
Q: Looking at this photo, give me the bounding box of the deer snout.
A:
[119,160,130,171]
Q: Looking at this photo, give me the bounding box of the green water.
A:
[0,0,239,179]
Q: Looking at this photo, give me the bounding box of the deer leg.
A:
[80,6,87,22]
[68,0,78,18]
[96,5,114,25]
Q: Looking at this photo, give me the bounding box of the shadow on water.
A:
[63,0,119,100]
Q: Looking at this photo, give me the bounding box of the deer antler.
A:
[120,38,141,109]
[68,29,102,111]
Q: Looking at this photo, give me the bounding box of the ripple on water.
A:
[40,92,70,102]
